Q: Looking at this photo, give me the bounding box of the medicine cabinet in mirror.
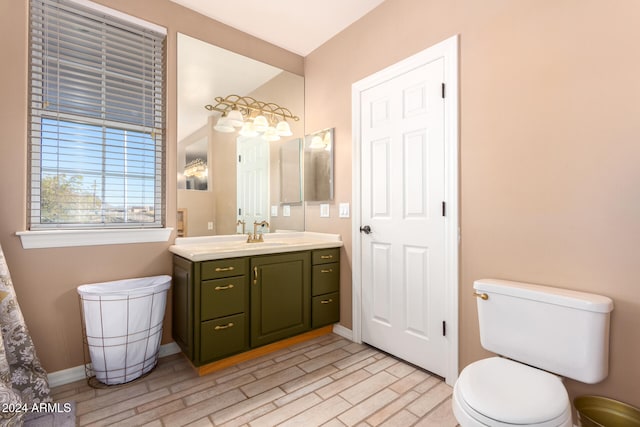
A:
[177,33,305,237]
[304,128,334,202]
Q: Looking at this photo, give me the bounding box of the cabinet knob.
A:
[320,255,333,260]
[320,269,333,273]
[214,284,234,291]
[215,266,235,272]
[320,299,334,304]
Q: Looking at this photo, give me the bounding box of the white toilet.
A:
[452,279,613,427]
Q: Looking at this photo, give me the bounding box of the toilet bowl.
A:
[452,279,613,427]
[452,358,572,427]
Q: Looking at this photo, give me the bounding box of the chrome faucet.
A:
[236,219,246,234]
[247,220,269,243]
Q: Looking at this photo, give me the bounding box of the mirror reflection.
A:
[177,33,305,237]
[178,137,208,191]
[304,128,334,201]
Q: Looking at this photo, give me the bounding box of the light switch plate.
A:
[283,205,291,217]
[339,203,350,218]
[271,205,278,217]
[320,204,330,218]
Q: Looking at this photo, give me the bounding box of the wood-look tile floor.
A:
[51,333,458,426]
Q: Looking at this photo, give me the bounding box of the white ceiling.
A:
[169,0,386,56]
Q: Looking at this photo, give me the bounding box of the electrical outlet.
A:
[283,205,291,217]
[207,221,213,230]
[320,204,330,218]
[271,205,278,217]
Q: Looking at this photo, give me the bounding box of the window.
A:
[28,0,166,231]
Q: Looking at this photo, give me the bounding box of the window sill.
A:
[16,228,173,249]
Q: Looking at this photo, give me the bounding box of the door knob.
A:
[359,225,372,234]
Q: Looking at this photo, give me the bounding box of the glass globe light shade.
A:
[214,116,234,133]
[227,109,244,127]
[239,122,259,137]
[275,120,293,136]
[309,135,324,149]
[263,126,281,142]
[252,115,269,132]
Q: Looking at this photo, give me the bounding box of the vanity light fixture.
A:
[206,94,299,141]
[183,158,208,178]
[309,130,333,151]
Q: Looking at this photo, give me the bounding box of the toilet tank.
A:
[474,279,613,384]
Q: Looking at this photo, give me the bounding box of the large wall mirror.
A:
[177,33,305,237]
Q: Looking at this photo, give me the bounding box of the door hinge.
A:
[441,83,446,98]
[238,208,242,215]
[238,154,242,163]
[442,321,446,336]
[442,201,446,217]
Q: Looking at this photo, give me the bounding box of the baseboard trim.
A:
[47,342,182,388]
[332,324,353,341]
[47,364,86,389]
[157,341,181,358]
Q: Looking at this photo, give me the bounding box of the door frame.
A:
[351,34,459,385]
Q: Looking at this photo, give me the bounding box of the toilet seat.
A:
[453,357,572,426]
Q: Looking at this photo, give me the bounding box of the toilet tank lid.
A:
[474,279,613,313]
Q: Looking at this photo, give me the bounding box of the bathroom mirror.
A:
[304,128,334,201]
[177,33,305,236]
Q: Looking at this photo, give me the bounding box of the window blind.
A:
[28,0,166,229]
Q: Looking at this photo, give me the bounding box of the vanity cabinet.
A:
[172,249,339,367]
[311,248,340,328]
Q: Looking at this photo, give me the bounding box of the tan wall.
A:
[0,0,303,373]
[304,0,640,408]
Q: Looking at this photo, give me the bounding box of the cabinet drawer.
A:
[201,276,246,321]
[312,292,340,328]
[312,263,339,296]
[312,248,340,265]
[201,258,247,280]
[200,313,247,362]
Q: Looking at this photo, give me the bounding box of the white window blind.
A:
[28,0,166,230]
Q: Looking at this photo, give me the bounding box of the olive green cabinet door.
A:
[251,252,310,347]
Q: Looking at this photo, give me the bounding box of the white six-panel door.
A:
[237,136,269,226]
[353,35,458,382]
